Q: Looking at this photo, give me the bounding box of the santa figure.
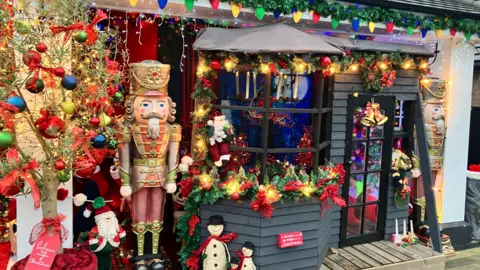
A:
[207,114,234,167]
[186,215,237,270]
[74,194,126,270]
[229,257,241,270]
[236,242,256,270]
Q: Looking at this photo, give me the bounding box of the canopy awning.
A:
[193,24,344,54]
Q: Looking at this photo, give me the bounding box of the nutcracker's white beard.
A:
[95,213,119,243]
[147,118,160,140]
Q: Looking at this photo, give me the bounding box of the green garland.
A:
[218,0,480,37]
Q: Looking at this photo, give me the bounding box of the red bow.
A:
[250,190,274,220]
[29,214,69,245]
[235,250,252,270]
[319,185,346,215]
[0,149,40,209]
[188,215,200,237]
[50,22,85,43]
[186,232,238,270]
[85,10,108,45]
[71,127,98,162]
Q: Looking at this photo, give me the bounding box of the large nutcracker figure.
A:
[117,60,181,269]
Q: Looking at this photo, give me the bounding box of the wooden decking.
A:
[320,241,445,270]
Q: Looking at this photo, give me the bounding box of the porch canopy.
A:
[192,24,343,54]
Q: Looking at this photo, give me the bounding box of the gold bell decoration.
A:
[360,100,388,127]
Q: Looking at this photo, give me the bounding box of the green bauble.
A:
[255,7,265,20]
[107,139,119,150]
[57,170,71,183]
[466,32,473,41]
[0,131,14,149]
[331,18,340,29]
[407,26,414,36]
[185,0,194,11]
[74,31,88,43]
[15,20,31,35]
[112,91,124,102]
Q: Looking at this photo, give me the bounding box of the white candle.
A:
[276,73,283,99]
[410,220,414,233]
[245,72,250,99]
[293,73,299,99]
[403,219,407,235]
[253,72,257,98]
[395,218,399,236]
[235,71,239,96]
[282,74,288,97]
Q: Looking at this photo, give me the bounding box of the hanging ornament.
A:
[54,67,66,78]
[107,139,119,150]
[60,101,76,115]
[368,21,375,33]
[331,17,340,29]
[34,109,65,139]
[230,192,241,201]
[436,29,442,38]
[99,113,111,127]
[15,20,31,35]
[7,96,26,113]
[407,26,414,36]
[274,10,281,19]
[0,131,14,149]
[92,134,106,149]
[129,0,138,6]
[386,21,394,33]
[352,17,360,32]
[74,31,88,43]
[112,91,124,102]
[157,0,168,9]
[421,28,428,38]
[22,50,42,67]
[55,159,66,171]
[185,0,194,11]
[61,75,78,90]
[312,12,321,24]
[25,78,45,94]
[360,101,388,127]
[57,170,70,183]
[231,3,241,18]
[293,11,302,23]
[321,56,332,68]
[466,32,473,41]
[450,28,457,37]
[209,0,220,10]
[256,7,265,20]
[89,117,100,127]
[35,43,48,53]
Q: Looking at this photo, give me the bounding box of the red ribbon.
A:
[319,185,346,215]
[85,10,108,45]
[0,149,40,209]
[188,215,199,237]
[235,250,252,270]
[71,127,98,162]
[50,22,85,43]
[29,214,69,245]
[0,101,18,113]
[186,232,237,270]
[250,191,274,220]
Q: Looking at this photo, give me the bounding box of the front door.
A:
[340,94,395,246]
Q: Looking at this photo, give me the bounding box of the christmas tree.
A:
[295,128,313,170]
[0,0,124,250]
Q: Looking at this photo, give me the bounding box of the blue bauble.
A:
[158,0,168,9]
[273,10,281,19]
[352,18,360,32]
[92,134,106,148]
[61,75,78,90]
[7,96,26,113]
[421,28,428,38]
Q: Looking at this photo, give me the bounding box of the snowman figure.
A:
[229,257,241,270]
[202,215,235,270]
[237,242,256,270]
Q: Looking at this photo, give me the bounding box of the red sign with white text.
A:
[278,231,304,248]
[25,232,61,270]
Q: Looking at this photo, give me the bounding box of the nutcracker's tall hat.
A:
[421,80,446,106]
[130,60,170,96]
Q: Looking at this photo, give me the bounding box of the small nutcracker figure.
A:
[236,242,256,270]
[186,215,237,270]
[74,195,126,270]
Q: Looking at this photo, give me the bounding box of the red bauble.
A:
[450,28,457,37]
[201,181,212,191]
[54,67,66,78]
[209,0,220,10]
[22,50,42,67]
[34,109,65,139]
[386,22,395,33]
[312,12,321,24]
[210,60,221,70]
[57,188,68,201]
[230,192,240,201]
[55,159,66,171]
[321,56,331,68]
[89,117,100,127]
[35,42,48,53]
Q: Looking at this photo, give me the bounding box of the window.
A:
[215,71,332,179]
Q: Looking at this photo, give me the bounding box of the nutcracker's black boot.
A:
[149,259,166,270]
[132,261,149,270]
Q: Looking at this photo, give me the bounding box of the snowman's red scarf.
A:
[186,232,237,270]
[235,250,252,270]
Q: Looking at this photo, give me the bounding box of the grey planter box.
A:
[200,198,334,270]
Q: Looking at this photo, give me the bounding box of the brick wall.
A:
[472,72,480,107]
